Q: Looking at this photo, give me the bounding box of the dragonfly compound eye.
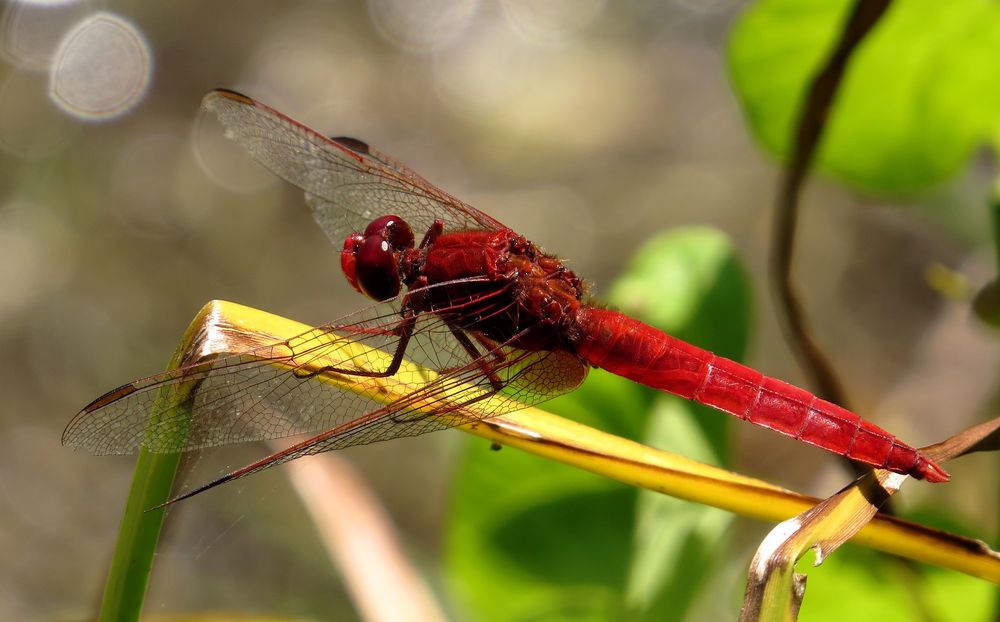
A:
[364,214,415,250]
[354,234,402,301]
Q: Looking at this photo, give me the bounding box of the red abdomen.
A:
[572,307,948,482]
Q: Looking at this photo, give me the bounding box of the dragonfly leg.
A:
[417,219,444,249]
[446,323,505,392]
[386,324,506,426]
[292,312,418,380]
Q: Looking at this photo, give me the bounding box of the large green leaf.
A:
[445,227,751,621]
[728,0,1000,193]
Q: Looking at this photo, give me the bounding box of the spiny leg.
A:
[292,312,418,380]
[447,323,505,392]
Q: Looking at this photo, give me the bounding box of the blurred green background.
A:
[1,0,997,620]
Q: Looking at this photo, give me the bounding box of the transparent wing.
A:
[167,345,586,501]
[202,89,506,246]
[63,295,588,460]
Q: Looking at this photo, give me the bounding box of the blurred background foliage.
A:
[1,0,998,620]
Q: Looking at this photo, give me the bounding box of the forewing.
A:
[201,89,505,246]
[63,299,587,458]
[167,340,590,499]
[64,304,444,455]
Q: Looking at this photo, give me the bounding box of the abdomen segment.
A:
[573,307,948,482]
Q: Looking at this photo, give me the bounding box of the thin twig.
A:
[771,0,892,408]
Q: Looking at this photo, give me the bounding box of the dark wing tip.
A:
[201,88,255,111]
[330,136,371,155]
[62,382,140,447]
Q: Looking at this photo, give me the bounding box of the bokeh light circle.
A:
[432,19,533,121]
[0,0,90,70]
[500,0,605,44]
[48,11,151,121]
[368,0,477,52]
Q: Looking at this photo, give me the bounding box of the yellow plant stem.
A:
[156,300,1000,583]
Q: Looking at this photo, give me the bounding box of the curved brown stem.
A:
[771,0,892,410]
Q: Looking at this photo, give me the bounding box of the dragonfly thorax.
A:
[401,225,586,352]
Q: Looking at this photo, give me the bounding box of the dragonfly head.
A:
[341,215,416,301]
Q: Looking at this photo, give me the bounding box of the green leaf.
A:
[609,228,748,621]
[796,547,995,622]
[447,445,633,621]
[445,227,751,620]
[728,0,1000,193]
[622,398,734,622]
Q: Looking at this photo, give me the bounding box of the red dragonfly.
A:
[63,89,948,501]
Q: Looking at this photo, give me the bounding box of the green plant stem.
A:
[95,311,207,621]
[97,448,182,622]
